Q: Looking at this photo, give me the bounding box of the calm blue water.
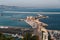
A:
[40,14,60,30]
[0,12,60,30]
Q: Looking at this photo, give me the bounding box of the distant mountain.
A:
[0,5,60,12]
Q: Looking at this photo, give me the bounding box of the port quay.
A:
[0,15,60,40]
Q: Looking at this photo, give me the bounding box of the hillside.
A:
[0,5,60,12]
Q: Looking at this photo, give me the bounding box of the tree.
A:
[22,32,39,40]
[0,33,15,40]
[31,35,39,40]
[22,32,32,40]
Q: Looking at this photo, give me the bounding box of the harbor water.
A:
[0,12,60,30]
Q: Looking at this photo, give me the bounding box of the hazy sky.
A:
[0,0,60,8]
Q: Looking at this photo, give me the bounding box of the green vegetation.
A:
[22,32,39,40]
[0,32,38,40]
[0,33,15,40]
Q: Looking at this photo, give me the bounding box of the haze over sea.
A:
[0,10,60,30]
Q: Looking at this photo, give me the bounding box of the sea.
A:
[0,11,60,30]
